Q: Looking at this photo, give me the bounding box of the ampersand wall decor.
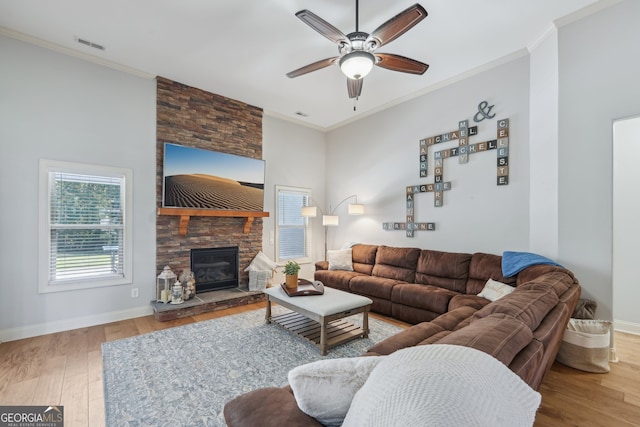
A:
[473,100,496,123]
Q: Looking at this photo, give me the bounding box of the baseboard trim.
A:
[0,305,154,343]
[613,319,640,336]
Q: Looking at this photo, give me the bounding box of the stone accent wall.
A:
[156,77,263,287]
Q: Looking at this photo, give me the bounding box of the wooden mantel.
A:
[158,208,269,236]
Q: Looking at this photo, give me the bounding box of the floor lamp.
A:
[301,194,365,259]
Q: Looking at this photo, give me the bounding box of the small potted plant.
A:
[283,261,301,289]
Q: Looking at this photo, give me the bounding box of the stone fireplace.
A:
[155,77,264,288]
[191,246,239,293]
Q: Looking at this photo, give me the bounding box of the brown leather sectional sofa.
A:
[224,244,580,427]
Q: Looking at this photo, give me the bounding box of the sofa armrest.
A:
[224,387,323,427]
[315,261,329,271]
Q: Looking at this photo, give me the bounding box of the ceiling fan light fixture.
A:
[339,51,375,80]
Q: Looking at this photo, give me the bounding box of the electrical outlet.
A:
[131,287,139,298]
[269,230,274,245]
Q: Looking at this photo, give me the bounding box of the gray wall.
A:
[613,116,640,333]
[557,0,640,322]
[262,115,327,283]
[529,28,559,259]
[0,36,157,339]
[324,55,531,255]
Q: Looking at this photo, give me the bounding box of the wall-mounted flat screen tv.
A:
[162,143,265,211]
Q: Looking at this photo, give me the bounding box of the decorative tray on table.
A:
[280,279,325,297]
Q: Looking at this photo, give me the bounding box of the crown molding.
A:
[0,27,155,80]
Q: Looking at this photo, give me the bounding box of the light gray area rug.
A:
[102,306,402,427]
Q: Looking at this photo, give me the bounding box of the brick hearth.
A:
[152,288,266,322]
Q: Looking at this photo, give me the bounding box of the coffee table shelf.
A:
[271,311,366,351]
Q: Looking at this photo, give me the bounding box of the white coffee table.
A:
[264,286,373,355]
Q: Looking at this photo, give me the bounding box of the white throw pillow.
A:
[288,356,382,427]
[327,248,354,271]
[478,278,515,301]
[342,345,541,427]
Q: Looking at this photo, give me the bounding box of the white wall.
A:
[557,0,640,321]
[529,28,559,259]
[613,116,640,333]
[325,56,531,255]
[0,36,157,341]
[262,115,326,282]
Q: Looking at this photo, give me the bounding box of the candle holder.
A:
[156,266,176,303]
[170,281,184,305]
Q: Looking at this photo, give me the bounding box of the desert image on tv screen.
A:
[162,143,265,211]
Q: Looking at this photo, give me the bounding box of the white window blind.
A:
[39,160,133,293]
[276,186,311,263]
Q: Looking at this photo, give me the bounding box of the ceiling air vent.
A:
[75,36,106,51]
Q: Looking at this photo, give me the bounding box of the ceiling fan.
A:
[286,1,429,100]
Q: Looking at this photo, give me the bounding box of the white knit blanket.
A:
[342,344,541,427]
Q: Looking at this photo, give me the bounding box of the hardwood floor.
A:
[1,302,638,427]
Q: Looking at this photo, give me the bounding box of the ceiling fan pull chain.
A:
[355,0,359,32]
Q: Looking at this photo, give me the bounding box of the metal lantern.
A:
[156,265,176,303]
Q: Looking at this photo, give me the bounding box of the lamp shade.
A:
[301,206,317,217]
[322,215,339,226]
[348,203,365,215]
[339,51,375,80]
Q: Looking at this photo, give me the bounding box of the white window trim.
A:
[38,159,133,293]
[275,185,312,265]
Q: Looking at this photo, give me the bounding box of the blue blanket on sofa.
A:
[502,251,563,277]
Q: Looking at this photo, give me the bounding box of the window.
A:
[39,160,133,293]
[275,186,311,263]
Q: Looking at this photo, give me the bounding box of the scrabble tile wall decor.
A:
[385,103,510,238]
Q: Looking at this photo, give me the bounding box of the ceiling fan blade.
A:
[375,53,429,75]
[367,3,428,48]
[287,57,338,78]
[295,10,349,45]
[347,78,363,99]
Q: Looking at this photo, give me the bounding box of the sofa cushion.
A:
[327,248,353,271]
[314,270,366,292]
[430,306,478,330]
[448,294,491,311]
[437,314,533,365]
[224,387,324,427]
[371,245,420,282]
[367,322,446,355]
[288,356,383,427]
[391,303,440,325]
[516,264,574,286]
[391,283,457,314]
[520,271,574,298]
[415,249,472,292]
[473,284,559,331]
[351,244,378,275]
[349,275,400,300]
[531,303,570,350]
[466,252,515,295]
[509,340,545,389]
